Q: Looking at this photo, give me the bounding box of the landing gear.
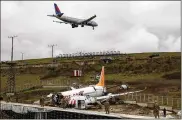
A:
[93,27,94,30]
[81,24,84,27]
[72,24,75,28]
[72,24,78,28]
[72,24,74,28]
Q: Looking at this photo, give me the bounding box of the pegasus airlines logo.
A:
[96,66,105,87]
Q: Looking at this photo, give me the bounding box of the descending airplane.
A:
[47,3,98,30]
[45,66,146,109]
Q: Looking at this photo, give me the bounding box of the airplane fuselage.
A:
[56,15,98,27]
[60,86,104,98]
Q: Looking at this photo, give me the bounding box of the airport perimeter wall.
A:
[0,101,126,119]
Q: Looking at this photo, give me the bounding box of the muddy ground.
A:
[88,104,178,118]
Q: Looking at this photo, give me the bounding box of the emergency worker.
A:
[56,94,60,105]
[7,95,10,102]
[51,94,56,106]
[153,102,160,118]
[40,96,45,107]
[104,100,110,114]
[62,97,67,109]
[60,97,64,108]
[68,98,72,108]
[0,96,3,101]
[65,97,69,108]
[163,108,166,117]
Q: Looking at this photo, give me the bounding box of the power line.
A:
[48,44,57,58]
[8,36,17,62]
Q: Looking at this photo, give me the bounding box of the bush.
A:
[162,72,181,79]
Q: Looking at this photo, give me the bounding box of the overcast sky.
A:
[1,1,181,61]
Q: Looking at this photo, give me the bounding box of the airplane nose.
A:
[95,23,98,26]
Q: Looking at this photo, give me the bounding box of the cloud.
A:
[1,1,181,61]
[159,36,181,52]
[115,25,181,53]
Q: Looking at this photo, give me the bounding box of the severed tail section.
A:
[96,66,105,87]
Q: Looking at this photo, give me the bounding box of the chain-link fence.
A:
[121,93,181,109]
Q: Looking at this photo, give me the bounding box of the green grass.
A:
[2,52,180,66]
[1,74,41,91]
[81,72,166,83]
[23,87,65,94]
[129,52,181,59]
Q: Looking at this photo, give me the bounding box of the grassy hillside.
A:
[0,52,181,97]
[1,52,180,65]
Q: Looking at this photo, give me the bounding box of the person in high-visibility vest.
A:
[68,98,72,108]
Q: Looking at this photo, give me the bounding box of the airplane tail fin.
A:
[54,3,64,17]
[96,66,105,87]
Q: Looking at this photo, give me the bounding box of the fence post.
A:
[140,93,142,102]
[61,79,63,85]
[161,96,164,105]
[132,93,133,100]
[136,93,138,102]
[177,99,179,108]
[152,95,155,102]
[172,98,173,107]
[157,96,159,104]
[143,94,145,102]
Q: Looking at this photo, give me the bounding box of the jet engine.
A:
[72,24,78,28]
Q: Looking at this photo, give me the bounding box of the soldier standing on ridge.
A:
[104,100,110,114]
[163,108,166,117]
[153,102,160,119]
[51,94,56,106]
[40,96,45,107]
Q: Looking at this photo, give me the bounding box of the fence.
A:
[120,93,181,109]
[1,79,82,94]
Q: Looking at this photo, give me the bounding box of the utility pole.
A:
[8,36,17,62]
[48,44,57,58]
[6,35,17,95]
[21,52,24,60]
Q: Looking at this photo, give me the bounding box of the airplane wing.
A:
[53,20,70,24]
[79,15,96,24]
[70,87,76,90]
[96,87,147,102]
